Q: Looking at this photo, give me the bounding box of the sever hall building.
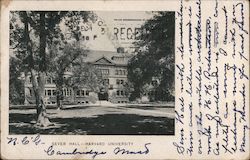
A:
[24,50,133,105]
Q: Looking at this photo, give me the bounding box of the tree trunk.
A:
[56,72,64,109]
[34,12,53,127]
[56,85,63,109]
[23,11,52,127]
[71,88,75,104]
[36,71,52,127]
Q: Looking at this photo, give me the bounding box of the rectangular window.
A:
[48,90,52,96]
[115,70,118,75]
[120,80,124,85]
[76,90,80,96]
[109,84,113,89]
[52,90,56,96]
[63,89,66,96]
[30,89,33,96]
[66,89,69,96]
[46,77,51,84]
[86,90,89,96]
[116,90,120,96]
[28,77,32,83]
[116,79,120,85]
[118,70,122,75]
[100,69,109,75]
[81,90,85,96]
[121,90,124,96]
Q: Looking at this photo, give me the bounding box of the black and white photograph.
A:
[9,11,175,135]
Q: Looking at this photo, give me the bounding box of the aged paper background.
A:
[1,0,249,159]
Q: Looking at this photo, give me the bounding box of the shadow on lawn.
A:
[9,113,174,135]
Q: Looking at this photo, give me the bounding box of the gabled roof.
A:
[92,56,115,66]
[85,50,133,66]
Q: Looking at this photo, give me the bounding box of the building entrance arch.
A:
[98,88,109,101]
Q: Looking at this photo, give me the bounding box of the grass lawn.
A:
[9,114,174,135]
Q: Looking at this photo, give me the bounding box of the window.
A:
[63,89,66,96]
[109,84,113,89]
[52,90,56,96]
[120,80,124,85]
[118,70,122,75]
[100,69,109,75]
[76,90,80,96]
[28,77,32,83]
[46,77,52,84]
[66,89,70,96]
[116,79,120,85]
[116,90,126,97]
[116,79,125,85]
[29,88,33,96]
[48,90,52,96]
[116,69,127,75]
[86,90,89,96]
[76,89,89,97]
[103,79,109,85]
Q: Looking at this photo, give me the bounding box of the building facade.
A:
[24,50,132,105]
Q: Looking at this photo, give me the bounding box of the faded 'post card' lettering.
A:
[0,0,249,159]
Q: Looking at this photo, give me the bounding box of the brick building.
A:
[24,50,133,105]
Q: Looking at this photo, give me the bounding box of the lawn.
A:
[9,106,175,135]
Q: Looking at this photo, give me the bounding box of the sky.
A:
[9,11,155,57]
[74,11,154,52]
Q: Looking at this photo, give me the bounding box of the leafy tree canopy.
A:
[127,12,175,101]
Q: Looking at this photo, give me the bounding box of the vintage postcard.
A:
[0,0,249,159]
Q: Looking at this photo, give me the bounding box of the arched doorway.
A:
[98,88,108,101]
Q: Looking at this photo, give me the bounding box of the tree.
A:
[64,55,107,102]
[48,43,88,106]
[10,11,96,127]
[127,12,175,101]
[9,57,25,104]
